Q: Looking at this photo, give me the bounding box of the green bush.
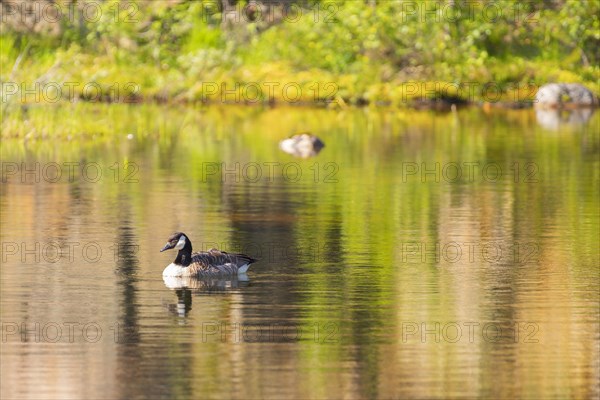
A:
[1,0,597,105]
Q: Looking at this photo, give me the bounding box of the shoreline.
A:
[2,100,597,142]
[4,95,598,110]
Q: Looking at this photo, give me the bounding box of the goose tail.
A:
[237,263,251,274]
[237,255,258,274]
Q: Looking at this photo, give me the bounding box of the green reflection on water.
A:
[1,104,598,399]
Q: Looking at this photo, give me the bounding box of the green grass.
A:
[1,1,598,109]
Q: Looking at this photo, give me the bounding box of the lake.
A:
[1,104,598,399]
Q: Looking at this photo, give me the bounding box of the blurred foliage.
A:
[1,0,598,107]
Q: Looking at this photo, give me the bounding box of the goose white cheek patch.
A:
[175,235,187,250]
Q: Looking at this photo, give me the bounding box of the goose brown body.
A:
[160,232,257,277]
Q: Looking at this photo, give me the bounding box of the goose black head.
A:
[160,232,191,253]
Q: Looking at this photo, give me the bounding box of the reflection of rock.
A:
[279,133,325,158]
[535,83,598,108]
[535,108,595,130]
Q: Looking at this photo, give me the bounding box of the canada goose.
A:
[160,232,257,277]
[279,133,325,158]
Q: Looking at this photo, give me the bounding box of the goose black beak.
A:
[160,243,173,252]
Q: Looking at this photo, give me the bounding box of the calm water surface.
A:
[1,105,599,399]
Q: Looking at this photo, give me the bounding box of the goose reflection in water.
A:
[163,275,250,318]
[166,289,193,318]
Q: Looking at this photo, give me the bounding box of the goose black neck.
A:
[174,239,193,267]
